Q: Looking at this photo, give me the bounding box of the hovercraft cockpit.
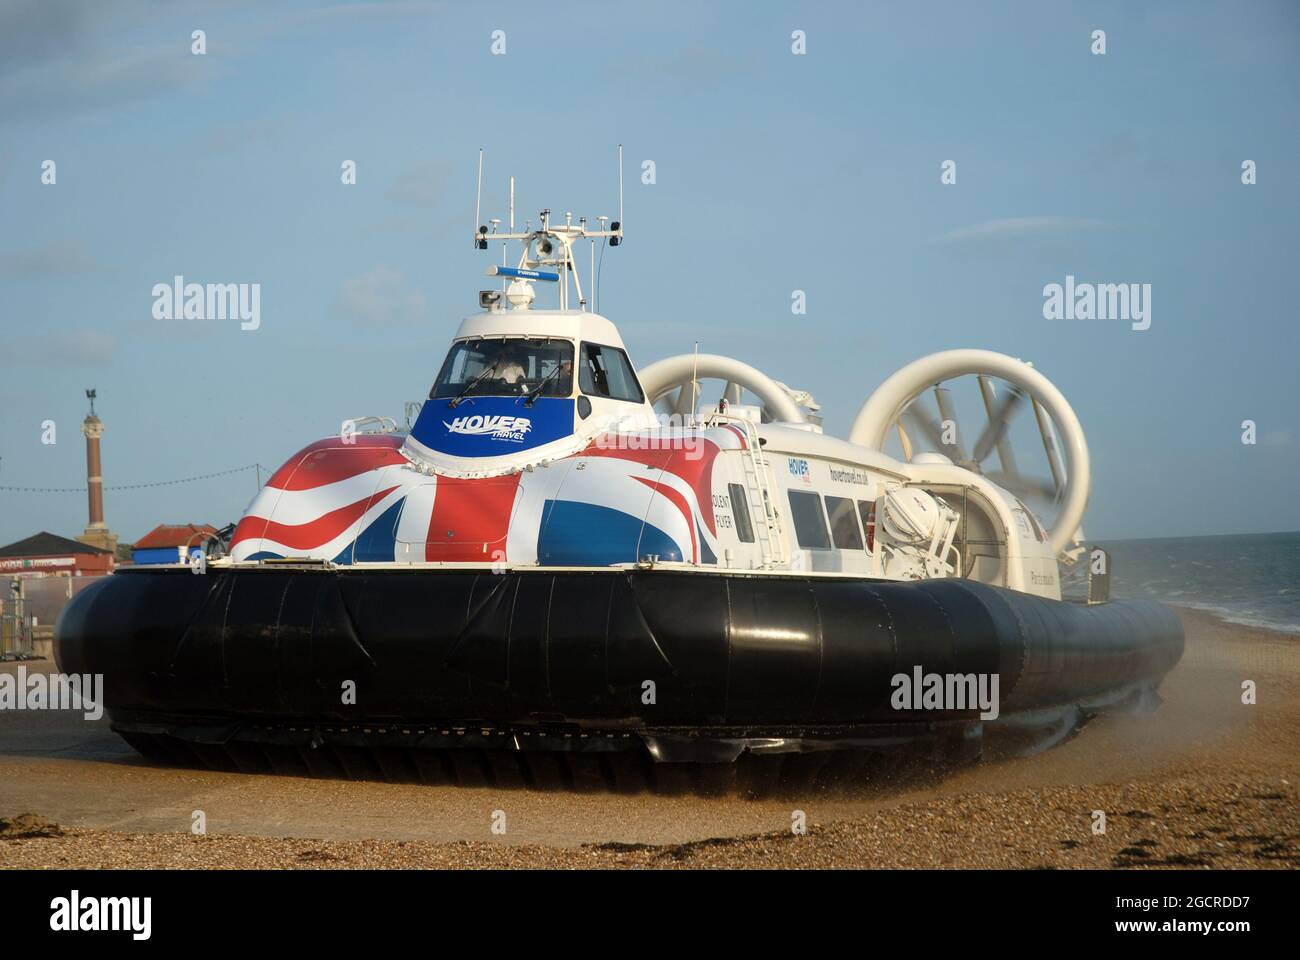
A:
[403,313,654,479]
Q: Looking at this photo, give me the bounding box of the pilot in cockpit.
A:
[496,344,528,387]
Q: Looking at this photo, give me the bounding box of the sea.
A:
[1061,531,1300,635]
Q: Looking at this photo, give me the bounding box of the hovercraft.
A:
[56,172,1182,794]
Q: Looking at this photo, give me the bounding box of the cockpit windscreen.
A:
[430,338,574,400]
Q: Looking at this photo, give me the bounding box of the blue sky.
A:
[1,0,1297,546]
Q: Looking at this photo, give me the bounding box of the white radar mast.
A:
[472,146,625,313]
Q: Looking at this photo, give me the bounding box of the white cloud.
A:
[938,217,1110,245]
[0,328,115,367]
[0,239,101,276]
[329,266,428,327]
[386,159,453,209]
[200,114,290,154]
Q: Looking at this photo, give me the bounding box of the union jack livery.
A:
[230,427,747,568]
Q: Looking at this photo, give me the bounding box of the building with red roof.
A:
[132,524,219,565]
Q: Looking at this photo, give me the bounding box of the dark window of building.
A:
[787,490,830,550]
[826,496,864,550]
[728,483,755,543]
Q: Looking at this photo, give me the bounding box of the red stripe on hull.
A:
[266,436,407,491]
[231,486,398,551]
[633,475,697,563]
[582,439,721,537]
[720,423,749,448]
[424,475,522,562]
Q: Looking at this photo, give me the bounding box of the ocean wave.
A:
[1164,600,1300,636]
[1103,531,1300,637]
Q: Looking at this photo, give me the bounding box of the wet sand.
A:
[1,607,1296,868]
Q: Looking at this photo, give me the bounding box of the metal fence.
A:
[0,586,34,658]
[1,575,108,660]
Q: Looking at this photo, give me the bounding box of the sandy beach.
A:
[1,606,1295,869]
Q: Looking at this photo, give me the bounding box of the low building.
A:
[132,524,219,565]
[0,531,116,578]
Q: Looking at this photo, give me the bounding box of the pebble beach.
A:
[2,607,1295,869]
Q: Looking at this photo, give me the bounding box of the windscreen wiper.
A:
[448,362,498,408]
[519,364,562,407]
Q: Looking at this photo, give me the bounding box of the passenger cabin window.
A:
[431,337,574,400]
[579,343,644,403]
[728,483,755,543]
[825,496,864,550]
[787,490,831,550]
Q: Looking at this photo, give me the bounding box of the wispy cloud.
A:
[603,46,753,95]
[0,41,211,121]
[0,328,115,367]
[0,0,98,79]
[199,114,291,154]
[367,215,440,235]
[386,159,453,209]
[938,217,1111,245]
[0,1,215,121]
[286,1,445,23]
[0,240,101,276]
[0,1,444,122]
[329,266,428,327]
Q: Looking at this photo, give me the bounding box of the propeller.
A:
[900,398,947,451]
[671,381,702,416]
[932,385,968,462]
[976,375,1018,477]
[897,377,1062,510]
[854,348,1090,560]
[970,383,1026,464]
[985,470,1060,503]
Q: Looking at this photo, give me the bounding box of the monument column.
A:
[75,389,118,556]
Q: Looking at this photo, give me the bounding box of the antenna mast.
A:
[473,149,484,248]
[472,147,625,312]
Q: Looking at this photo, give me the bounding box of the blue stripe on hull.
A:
[537,500,681,566]
[335,498,405,564]
[696,520,716,565]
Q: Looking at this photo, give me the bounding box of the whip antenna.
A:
[473,148,486,249]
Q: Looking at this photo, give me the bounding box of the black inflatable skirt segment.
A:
[55,566,1183,746]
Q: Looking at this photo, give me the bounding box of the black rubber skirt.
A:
[56,566,1183,755]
